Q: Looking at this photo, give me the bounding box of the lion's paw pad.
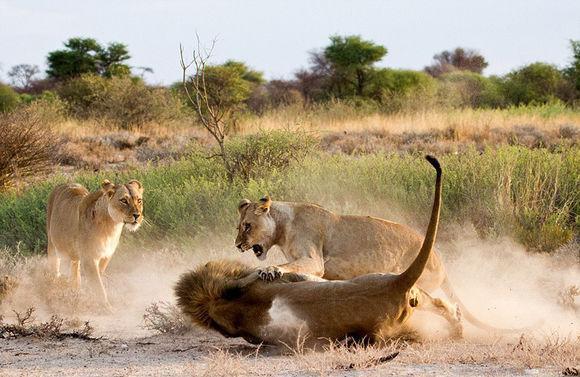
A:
[258,267,282,282]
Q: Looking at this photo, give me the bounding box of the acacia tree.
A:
[425,47,488,77]
[46,38,131,79]
[180,39,259,180]
[324,35,387,96]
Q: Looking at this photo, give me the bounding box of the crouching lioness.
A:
[46,179,144,308]
[175,156,460,345]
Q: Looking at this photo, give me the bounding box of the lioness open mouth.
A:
[252,244,264,257]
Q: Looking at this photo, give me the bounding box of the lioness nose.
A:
[235,242,242,249]
[133,213,140,221]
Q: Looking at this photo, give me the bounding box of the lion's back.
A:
[47,183,89,250]
[320,214,446,290]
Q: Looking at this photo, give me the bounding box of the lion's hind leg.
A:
[70,260,81,289]
[415,287,463,339]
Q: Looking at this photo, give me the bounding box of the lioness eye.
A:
[120,198,128,204]
[137,198,142,204]
[244,223,251,231]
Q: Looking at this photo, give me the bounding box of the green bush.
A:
[182,61,264,116]
[437,71,505,108]
[23,91,69,125]
[57,74,185,128]
[502,62,568,105]
[224,130,318,182]
[0,84,20,113]
[367,69,437,112]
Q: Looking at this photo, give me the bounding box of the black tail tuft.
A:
[425,155,441,174]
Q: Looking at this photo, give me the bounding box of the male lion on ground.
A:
[235,166,515,333]
[46,179,143,309]
[176,155,461,345]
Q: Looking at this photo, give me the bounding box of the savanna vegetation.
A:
[0,35,578,257]
[0,34,578,377]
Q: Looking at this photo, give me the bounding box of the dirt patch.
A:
[0,236,577,376]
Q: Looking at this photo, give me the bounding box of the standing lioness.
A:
[46,179,143,308]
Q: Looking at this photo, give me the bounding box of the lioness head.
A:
[235,196,275,260]
[102,179,144,232]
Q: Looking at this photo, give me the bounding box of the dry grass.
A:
[240,104,580,135]
[49,106,579,172]
[189,334,579,376]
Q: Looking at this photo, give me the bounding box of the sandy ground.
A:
[1,329,575,376]
[1,238,578,376]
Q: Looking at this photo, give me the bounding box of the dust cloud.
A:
[0,228,577,341]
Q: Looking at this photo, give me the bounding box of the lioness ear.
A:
[101,180,115,198]
[254,195,271,215]
[101,179,114,190]
[128,179,143,193]
[238,199,251,214]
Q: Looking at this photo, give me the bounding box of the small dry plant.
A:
[291,337,404,373]
[558,285,579,310]
[142,301,190,335]
[0,307,95,340]
[0,108,58,189]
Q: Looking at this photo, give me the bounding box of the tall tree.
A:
[425,47,488,77]
[324,35,387,96]
[46,38,131,79]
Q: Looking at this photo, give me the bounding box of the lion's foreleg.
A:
[258,251,325,281]
[83,257,111,309]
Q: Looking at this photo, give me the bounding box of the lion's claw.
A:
[257,266,282,282]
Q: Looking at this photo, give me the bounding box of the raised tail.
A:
[441,277,543,333]
[396,155,442,291]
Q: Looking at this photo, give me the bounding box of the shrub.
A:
[437,71,505,108]
[0,108,58,189]
[502,63,568,105]
[247,80,304,113]
[24,91,69,124]
[0,83,20,113]
[225,130,318,182]
[57,74,185,128]
[367,69,437,112]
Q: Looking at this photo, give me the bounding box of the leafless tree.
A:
[180,36,236,180]
[294,50,335,104]
[8,64,40,91]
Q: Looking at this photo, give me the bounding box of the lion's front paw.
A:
[257,266,282,282]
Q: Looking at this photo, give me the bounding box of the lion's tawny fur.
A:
[46,179,143,308]
[176,156,453,346]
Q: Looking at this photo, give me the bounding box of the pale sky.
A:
[1,0,579,85]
